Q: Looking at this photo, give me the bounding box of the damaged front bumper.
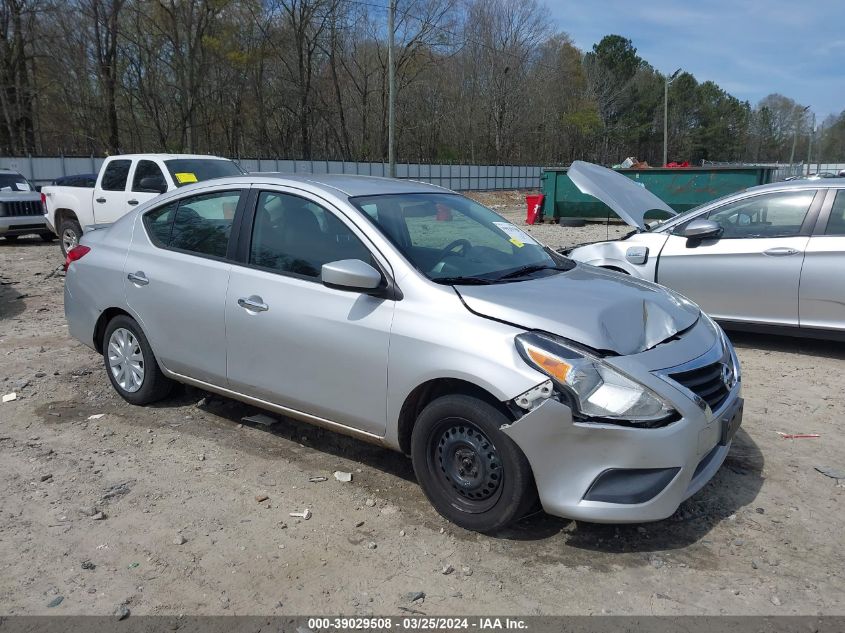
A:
[501,339,743,524]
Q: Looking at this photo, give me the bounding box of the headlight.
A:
[515,331,675,426]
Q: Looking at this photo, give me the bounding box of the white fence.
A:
[0,155,543,191]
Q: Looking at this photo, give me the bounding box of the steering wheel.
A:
[438,239,472,260]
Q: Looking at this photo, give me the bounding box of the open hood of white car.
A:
[568,160,677,230]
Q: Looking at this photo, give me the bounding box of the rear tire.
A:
[59,217,82,256]
[102,315,173,405]
[411,394,537,533]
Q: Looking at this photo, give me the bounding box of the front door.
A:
[225,189,395,436]
[93,159,133,225]
[657,189,819,325]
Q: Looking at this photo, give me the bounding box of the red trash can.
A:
[525,194,544,225]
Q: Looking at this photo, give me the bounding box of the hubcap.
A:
[107,328,144,393]
[61,227,78,253]
[435,423,502,505]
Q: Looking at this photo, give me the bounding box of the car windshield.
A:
[351,193,570,283]
[0,173,32,192]
[163,159,244,187]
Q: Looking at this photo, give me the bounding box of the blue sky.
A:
[548,0,845,120]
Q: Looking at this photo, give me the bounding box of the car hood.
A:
[456,265,700,355]
[568,160,677,230]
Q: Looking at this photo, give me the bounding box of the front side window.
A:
[249,191,373,279]
[142,191,239,258]
[132,160,167,193]
[100,160,132,191]
[824,190,845,236]
[704,190,816,238]
[351,193,563,282]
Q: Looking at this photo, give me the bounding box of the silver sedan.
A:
[567,161,845,339]
[64,173,742,531]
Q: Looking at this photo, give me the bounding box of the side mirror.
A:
[321,259,382,292]
[139,176,167,194]
[683,219,722,241]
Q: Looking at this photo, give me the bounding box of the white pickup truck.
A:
[43,153,243,254]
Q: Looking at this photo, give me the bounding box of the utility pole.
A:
[807,111,816,175]
[387,0,396,178]
[790,105,810,167]
[663,68,681,167]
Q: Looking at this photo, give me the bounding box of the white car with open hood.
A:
[566,161,845,339]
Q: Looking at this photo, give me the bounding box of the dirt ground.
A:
[1,192,844,617]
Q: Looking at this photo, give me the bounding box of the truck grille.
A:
[0,200,43,217]
[669,360,730,411]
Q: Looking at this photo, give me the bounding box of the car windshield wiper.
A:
[496,264,569,280]
[432,276,498,285]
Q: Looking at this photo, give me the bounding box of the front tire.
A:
[4,235,18,242]
[59,217,82,256]
[102,315,173,405]
[411,394,537,533]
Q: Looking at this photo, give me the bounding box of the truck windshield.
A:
[0,173,32,192]
[163,159,244,187]
[351,193,571,284]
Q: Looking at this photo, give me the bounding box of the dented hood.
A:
[568,160,677,230]
[456,265,700,355]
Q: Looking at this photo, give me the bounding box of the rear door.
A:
[93,158,133,225]
[224,188,395,436]
[124,187,246,385]
[799,188,845,332]
[656,189,821,325]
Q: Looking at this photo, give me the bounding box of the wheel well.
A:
[55,209,79,227]
[396,378,512,455]
[601,265,629,275]
[93,307,132,354]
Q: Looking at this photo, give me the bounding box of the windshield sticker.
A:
[175,172,198,184]
[493,221,537,245]
[15,182,31,191]
[509,238,525,248]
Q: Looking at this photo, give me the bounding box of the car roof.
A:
[746,178,845,193]
[235,173,450,197]
[105,153,232,161]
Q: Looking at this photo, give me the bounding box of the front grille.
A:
[0,200,43,217]
[669,360,730,411]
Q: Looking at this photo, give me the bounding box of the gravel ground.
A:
[1,192,844,616]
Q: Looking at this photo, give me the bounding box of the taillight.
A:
[40,192,47,207]
[63,245,90,271]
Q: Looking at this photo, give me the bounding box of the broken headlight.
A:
[515,331,675,426]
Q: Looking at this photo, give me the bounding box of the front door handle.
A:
[96,197,107,204]
[127,271,149,286]
[763,247,801,257]
[128,199,139,206]
[238,295,269,312]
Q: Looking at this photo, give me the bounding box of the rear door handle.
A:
[763,247,801,257]
[95,197,107,204]
[238,295,269,312]
[128,199,139,206]
[127,271,149,286]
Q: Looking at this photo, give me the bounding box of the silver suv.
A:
[64,174,742,532]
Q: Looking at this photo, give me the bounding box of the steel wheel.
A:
[429,418,504,513]
[61,226,79,253]
[107,327,145,393]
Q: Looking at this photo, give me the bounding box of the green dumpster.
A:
[541,166,776,221]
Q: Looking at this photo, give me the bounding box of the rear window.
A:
[163,159,243,187]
